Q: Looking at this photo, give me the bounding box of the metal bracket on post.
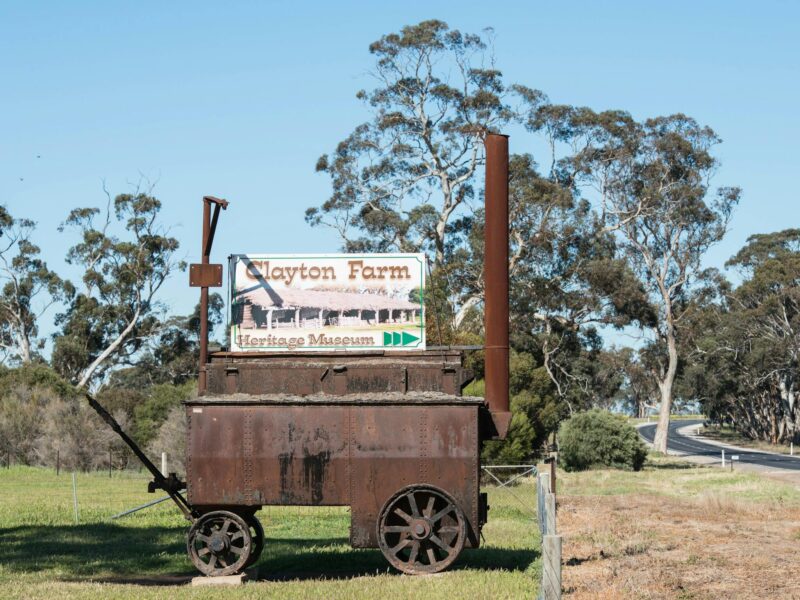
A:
[189,264,223,288]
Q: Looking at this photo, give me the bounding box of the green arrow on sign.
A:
[383,331,421,346]
[401,331,419,346]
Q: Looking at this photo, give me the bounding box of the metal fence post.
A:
[71,472,79,524]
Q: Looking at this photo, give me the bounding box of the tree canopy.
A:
[308,20,512,268]
[51,188,184,389]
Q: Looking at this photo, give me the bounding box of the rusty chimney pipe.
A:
[484,133,511,438]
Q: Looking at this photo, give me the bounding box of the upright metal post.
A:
[198,199,211,395]
[195,196,227,396]
[71,472,79,524]
[484,133,511,438]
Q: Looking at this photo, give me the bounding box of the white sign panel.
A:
[229,254,425,352]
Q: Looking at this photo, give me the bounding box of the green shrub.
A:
[558,409,647,471]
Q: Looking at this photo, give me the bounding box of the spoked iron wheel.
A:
[377,485,466,575]
[243,513,264,568]
[187,510,253,576]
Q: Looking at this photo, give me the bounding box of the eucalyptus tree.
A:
[689,231,800,443]
[438,146,649,414]
[574,112,740,452]
[308,19,513,274]
[725,230,800,441]
[52,189,184,389]
[488,95,654,411]
[617,346,660,418]
[107,293,225,389]
[0,206,72,364]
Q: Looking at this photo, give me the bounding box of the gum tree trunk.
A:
[653,319,678,454]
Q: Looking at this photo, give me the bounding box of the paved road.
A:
[639,419,800,471]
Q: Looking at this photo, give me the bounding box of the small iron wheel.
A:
[187,510,253,576]
[377,485,467,575]
[243,513,264,567]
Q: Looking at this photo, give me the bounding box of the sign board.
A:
[229,253,425,352]
[731,455,740,461]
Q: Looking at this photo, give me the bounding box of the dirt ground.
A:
[559,490,800,599]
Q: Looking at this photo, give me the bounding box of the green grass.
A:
[560,453,800,505]
[462,379,485,397]
[0,467,539,599]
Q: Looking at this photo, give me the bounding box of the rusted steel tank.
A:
[176,133,513,577]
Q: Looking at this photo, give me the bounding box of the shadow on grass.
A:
[0,524,537,585]
[0,524,192,582]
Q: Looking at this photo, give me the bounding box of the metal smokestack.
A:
[484,133,511,438]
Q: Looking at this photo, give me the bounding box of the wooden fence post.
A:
[542,534,562,600]
[538,472,551,534]
[546,492,557,535]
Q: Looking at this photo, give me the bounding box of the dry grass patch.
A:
[559,458,800,599]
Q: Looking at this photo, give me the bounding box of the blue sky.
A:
[2,1,798,341]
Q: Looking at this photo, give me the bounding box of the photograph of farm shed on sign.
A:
[236,286,422,330]
[229,254,425,351]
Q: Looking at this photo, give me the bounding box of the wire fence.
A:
[480,464,538,520]
[3,463,548,524]
[479,464,560,599]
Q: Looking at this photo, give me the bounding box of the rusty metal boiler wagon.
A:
[88,133,513,577]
